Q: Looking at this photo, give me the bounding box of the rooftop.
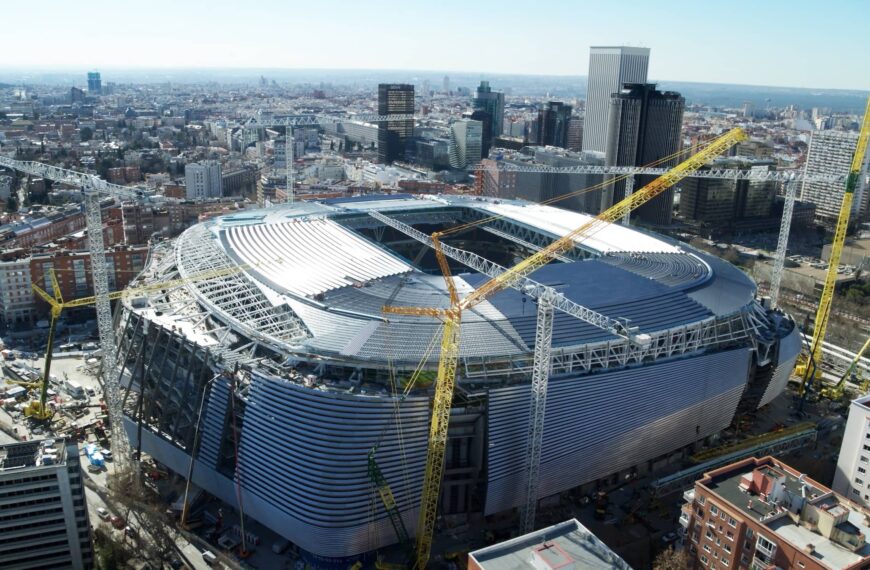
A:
[468,519,632,570]
[702,457,870,570]
[0,438,68,471]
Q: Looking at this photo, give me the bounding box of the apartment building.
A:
[681,456,870,570]
[833,395,870,509]
[0,438,94,569]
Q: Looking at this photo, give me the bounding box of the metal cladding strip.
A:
[758,326,803,408]
[236,373,430,557]
[484,347,752,515]
[196,376,232,469]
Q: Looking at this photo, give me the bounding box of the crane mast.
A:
[801,98,870,396]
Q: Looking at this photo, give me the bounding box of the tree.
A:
[80,127,94,142]
[653,547,691,570]
[5,195,18,212]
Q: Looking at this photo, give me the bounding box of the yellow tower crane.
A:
[384,128,748,568]
[798,97,870,401]
[25,262,261,421]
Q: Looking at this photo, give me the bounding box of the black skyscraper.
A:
[605,83,684,226]
[537,101,573,148]
[377,84,414,164]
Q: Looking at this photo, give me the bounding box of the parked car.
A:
[110,515,125,529]
[96,507,110,521]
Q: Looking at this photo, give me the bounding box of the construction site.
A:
[0,101,867,570]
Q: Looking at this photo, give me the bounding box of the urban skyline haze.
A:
[1,0,868,91]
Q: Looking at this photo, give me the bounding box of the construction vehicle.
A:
[820,335,870,400]
[798,98,870,403]
[382,128,746,568]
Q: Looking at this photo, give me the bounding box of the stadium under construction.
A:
[115,193,801,566]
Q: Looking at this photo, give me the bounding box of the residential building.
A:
[473,80,505,144]
[605,83,684,225]
[679,159,778,233]
[468,518,631,570]
[448,119,483,170]
[377,84,414,164]
[833,395,870,507]
[0,438,94,569]
[185,161,222,200]
[470,110,493,158]
[221,167,259,198]
[86,71,101,95]
[0,258,34,327]
[537,101,573,148]
[681,455,870,570]
[582,46,650,153]
[800,131,869,225]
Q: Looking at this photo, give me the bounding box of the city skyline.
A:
[1,0,868,91]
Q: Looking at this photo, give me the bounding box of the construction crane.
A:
[383,128,747,567]
[368,448,413,561]
[798,98,870,400]
[25,262,256,422]
[0,156,155,473]
[240,112,416,204]
[819,335,870,401]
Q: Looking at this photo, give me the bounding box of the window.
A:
[699,495,706,505]
[701,555,709,566]
[711,505,720,516]
[856,477,865,485]
[728,517,736,527]
[798,562,805,568]
[704,544,712,553]
[724,544,732,554]
[863,444,870,452]
[757,536,775,555]
[706,529,714,539]
[720,511,726,520]
[721,557,729,567]
[726,531,734,541]
[860,467,867,474]
[854,489,862,496]
[862,456,869,463]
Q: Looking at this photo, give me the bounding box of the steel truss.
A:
[174,226,310,350]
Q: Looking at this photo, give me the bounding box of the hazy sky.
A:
[2,0,867,90]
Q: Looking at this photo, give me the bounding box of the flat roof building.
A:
[468,518,632,570]
[682,456,870,570]
[0,438,94,569]
[833,395,870,508]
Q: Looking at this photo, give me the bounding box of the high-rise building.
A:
[473,81,505,143]
[443,75,450,94]
[566,117,584,151]
[582,46,650,153]
[469,110,493,158]
[86,71,101,95]
[537,101,573,148]
[605,83,684,225]
[0,439,94,569]
[185,161,223,199]
[681,455,870,570]
[377,84,414,164]
[800,130,869,225]
[834,395,870,508]
[679,159,778,233]
[448,119,483,170]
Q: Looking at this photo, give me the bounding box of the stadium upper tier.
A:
[161,194,758,371]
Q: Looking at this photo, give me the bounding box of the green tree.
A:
[80,127,93,142]
[4,195,18,212]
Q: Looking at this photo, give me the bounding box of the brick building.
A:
[681,456,870,570]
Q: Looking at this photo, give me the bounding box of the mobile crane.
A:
[798,97,870,401]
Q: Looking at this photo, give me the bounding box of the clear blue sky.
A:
[2,0,867,90]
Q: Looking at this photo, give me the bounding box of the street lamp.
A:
[180,371,224,528]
